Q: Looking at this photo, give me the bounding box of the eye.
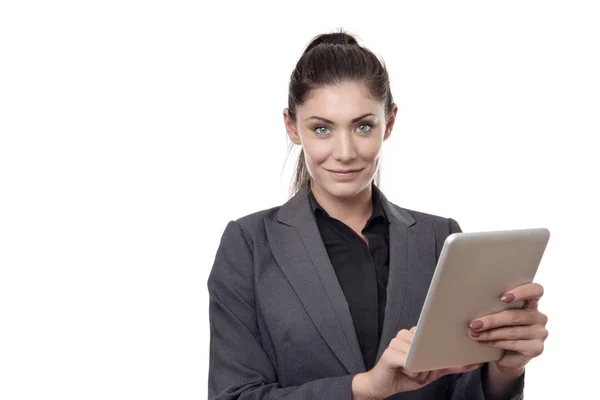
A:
[314,126,331,136]
[356,123,373,134]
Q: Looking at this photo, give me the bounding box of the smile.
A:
[326,168,363,180]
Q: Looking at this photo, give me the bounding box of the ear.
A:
[383,104,398,141]
[283,108,302,145]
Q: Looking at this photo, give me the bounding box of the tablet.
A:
[403,228,550,373]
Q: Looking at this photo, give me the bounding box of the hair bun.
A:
[303,31,359,54]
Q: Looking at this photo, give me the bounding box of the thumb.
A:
[402,368,420,378]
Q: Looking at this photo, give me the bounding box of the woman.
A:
[207,31,548,399]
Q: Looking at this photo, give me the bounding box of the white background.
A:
[1,1,598,398]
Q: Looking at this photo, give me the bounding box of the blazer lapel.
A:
[376,190,437,360]
[264,185,365,374]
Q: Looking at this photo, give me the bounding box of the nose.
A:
[332,131,357,162]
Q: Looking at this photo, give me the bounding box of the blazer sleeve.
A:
[445,218,525,400]
[207,220,355,399]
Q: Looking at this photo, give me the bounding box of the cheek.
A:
[302,141,329,165]
[357,140,382,161]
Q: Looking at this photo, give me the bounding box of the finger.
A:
[402,369,420,379]
[394,329,416,346]
[425,369,447,382]
[402,369,432,382]
[396,328,416,339]
[389,337,411,353]
[433,363,482,380]
[383,342,429,380]
[420,370,433,382]
[381,346,409,370]
[442,363,483,375]
[414,371,429,382]
[479,339,545,358]
[411,370,436,385]
[397,336,412,347]
[470,309,545,331]
[501,283,544,305]
[469,325,548,342]
[424,369,448,383]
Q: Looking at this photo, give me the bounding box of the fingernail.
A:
[469,330,481,338]
[470,320,484,330]
[501,293,515,302]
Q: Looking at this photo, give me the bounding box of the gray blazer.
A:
[207,184,523,399]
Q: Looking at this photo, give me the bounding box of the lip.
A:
[326,168,363,180]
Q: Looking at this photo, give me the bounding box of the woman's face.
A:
[284,81,397,199]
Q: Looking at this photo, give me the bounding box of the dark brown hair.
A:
[286,29,395,196]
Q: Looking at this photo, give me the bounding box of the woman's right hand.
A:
[352,327,483,400]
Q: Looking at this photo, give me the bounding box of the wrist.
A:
[488,362,525,381]
[351,372,380,400]
[485,363,525,397]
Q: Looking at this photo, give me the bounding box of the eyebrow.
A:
[305,113,376,125]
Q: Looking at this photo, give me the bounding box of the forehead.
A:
[297,81,383,121]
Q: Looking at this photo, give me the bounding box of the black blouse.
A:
[308,185,390,370]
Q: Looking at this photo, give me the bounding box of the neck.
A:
[310,181,373,223]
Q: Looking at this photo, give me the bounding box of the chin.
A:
[316,176,371,199]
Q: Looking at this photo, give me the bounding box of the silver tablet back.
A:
[404,228,550,372]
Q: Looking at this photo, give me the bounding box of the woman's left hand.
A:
[468,282,548,372]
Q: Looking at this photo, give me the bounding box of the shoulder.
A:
[386,202,462,260]
[216,205,281,249]
[209,207,280,283]
[234,206,280,230]
[387,202,462,236]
